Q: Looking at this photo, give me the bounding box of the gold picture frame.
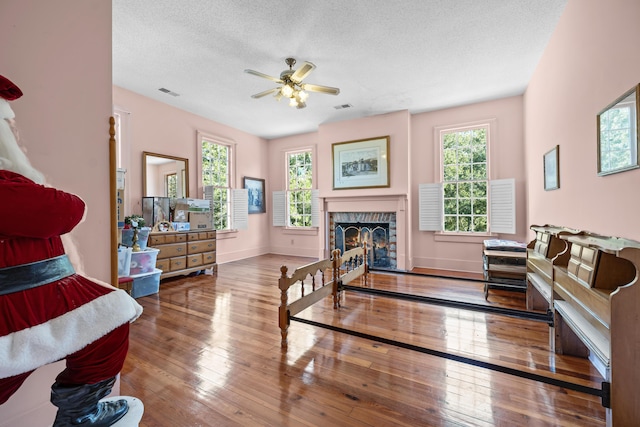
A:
[332,136,390,190]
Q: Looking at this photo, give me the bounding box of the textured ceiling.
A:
[112,0,567,140]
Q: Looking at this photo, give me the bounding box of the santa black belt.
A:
[0,255,75,295]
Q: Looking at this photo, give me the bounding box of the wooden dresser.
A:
[148,230,217,279]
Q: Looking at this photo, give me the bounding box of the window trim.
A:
[433,118,496,235]
[284,145,316,229]
[197,131,237,231]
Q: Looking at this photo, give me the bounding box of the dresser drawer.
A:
[202,251,216,264]
[187,239,216,254]
[187,253,203,268]
[163,233,187,244]
[187,232,211,241]
[157,242,187,259]
[149,233,187,246]
[155,258,170,272]
[169,256,187,271]
[149,234,166,246]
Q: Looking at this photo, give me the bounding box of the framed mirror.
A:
[597,84,639,176]
[143,151,189,197]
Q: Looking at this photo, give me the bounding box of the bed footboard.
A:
[278,252,337,347]
[279,246,369,348]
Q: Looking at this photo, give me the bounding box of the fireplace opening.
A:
[330,212,396,269]
[335,223,391,268]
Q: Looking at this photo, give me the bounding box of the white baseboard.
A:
[410,256,483,274]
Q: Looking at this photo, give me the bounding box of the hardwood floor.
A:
[120,254,606,426]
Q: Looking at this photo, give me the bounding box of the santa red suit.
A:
[0,169,142,400]
[0,74,142,425]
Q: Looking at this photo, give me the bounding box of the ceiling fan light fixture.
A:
[281,84,294,98]
[246,58,339,110]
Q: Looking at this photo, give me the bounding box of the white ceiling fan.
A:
[245,58,340,109]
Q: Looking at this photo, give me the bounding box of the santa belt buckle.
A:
[0,255,75,295]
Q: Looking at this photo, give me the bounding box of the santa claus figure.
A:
[0,74,143,426]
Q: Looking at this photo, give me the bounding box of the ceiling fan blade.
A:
[244,69,283,84]
[290,61,316,83]
[301,83,340,95]
[251,88,280,99]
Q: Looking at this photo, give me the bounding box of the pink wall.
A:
[1,1,114,424]
[318,111,411,197]
[525,0,640,241]
[267,131,321,257]
[411,96,527,272]
[2,0,113,280]
[113,86,270,262]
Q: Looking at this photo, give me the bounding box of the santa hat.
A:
[0,74,22,119]
[0,74,44,183]
[0,75,23,100]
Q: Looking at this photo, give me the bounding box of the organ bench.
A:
[527,225,640,426]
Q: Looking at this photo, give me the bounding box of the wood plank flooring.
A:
[120,254,606,427]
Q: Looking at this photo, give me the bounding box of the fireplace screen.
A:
[334,223,391,268]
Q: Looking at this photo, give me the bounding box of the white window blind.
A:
[311,189,320,227]
[232,189,248,230]
[272,191,286,226]
[489,178,515,234]
[419,183,443,231]
[204,185,214,208]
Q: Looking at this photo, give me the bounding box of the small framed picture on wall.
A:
[543,145,559,191]
[243,176,266,214]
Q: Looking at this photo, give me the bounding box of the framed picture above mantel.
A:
[332,136,390,190]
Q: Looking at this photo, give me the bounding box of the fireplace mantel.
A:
[323,194,406,213]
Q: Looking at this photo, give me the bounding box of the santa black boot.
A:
[50,377,129,426]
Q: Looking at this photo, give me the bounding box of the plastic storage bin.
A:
[121,227,151,250]
[129,248,160,275]
[117,246,132,277]
[130,268,161,298]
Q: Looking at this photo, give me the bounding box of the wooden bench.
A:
[545,231,640,426]
[526,225,581,312]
